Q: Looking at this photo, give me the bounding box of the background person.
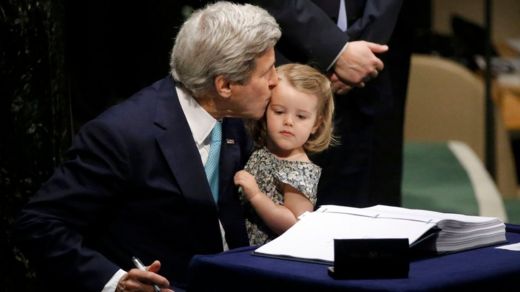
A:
[256,0,413,207]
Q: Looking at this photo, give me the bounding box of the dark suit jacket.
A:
[259,0,401,71]
[257,0,412,207]
[15,76,250,291]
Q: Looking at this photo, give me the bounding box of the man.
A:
[257,0,412,207]
[14,2,280,291]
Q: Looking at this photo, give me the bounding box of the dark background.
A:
[2,0,489,290]
[1,1,205,289]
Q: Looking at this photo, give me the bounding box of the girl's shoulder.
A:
[248,147,276,163]
[244,147,277,172]
[275,158,322,203]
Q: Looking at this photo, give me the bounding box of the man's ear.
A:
[215,75,232,98]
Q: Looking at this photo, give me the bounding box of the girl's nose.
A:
[284,116,293,126]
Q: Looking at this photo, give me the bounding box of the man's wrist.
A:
[102,269,127,292]
[328,41,349,71]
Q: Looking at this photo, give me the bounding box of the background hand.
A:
[334,41,387,87]
[329,73,352,95]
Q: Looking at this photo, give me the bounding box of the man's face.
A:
[229,47,278,120]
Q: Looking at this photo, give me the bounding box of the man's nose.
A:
[269,70,279,89]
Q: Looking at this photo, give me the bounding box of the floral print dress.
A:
[241,147,321,245]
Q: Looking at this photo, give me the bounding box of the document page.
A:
[254,210,436,263]
[316,205,505,253]
[363,205,503,231]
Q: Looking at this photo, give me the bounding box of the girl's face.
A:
[266,79,321,157]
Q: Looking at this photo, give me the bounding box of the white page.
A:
[257,205,506,261]
[366,205,500,224]
[255,210,435,263]
[496,242,520,251]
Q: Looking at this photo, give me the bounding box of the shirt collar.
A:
[176,86,217,146]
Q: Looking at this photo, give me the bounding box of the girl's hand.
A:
[234,170,261,201]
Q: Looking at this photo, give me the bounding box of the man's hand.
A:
[334,41,388,87]
[116,260,173,292]
[329,73,352,95]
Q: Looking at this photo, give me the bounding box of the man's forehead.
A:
[255,48,275,71]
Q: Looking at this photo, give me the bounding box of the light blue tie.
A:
[205,122,222,202]
[337,0,348,32]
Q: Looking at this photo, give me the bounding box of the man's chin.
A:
[247,110,266,120]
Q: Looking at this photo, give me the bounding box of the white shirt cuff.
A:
[102,269,127,292]
[327,42,349,71]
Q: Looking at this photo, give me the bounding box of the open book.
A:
[254,205,506,264]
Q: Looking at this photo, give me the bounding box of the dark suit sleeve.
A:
[255,0,403,71]
[15,119,126,290]
[346,0,403,43]
[256,0,349,71]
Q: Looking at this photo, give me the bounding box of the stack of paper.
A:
[254,205,506,263]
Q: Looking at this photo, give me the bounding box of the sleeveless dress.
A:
[241,147,321,245]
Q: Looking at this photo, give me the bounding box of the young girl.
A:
[234,63,336,245]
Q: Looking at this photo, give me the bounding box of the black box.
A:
[328,238,410,279]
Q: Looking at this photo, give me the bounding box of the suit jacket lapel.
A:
[153,77,216,207]
[151,78,249,249]
[219,121,236,202]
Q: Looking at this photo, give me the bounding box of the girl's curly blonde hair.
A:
[248,63,337,154]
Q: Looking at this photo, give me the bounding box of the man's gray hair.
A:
[170,1,281,96]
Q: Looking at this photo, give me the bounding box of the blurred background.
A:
[1,0,519,290]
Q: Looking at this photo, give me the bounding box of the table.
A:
[188,225,520,291]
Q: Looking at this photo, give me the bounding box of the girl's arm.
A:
[234,170,313,235]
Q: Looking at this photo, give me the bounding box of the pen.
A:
[131,256,161,292]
